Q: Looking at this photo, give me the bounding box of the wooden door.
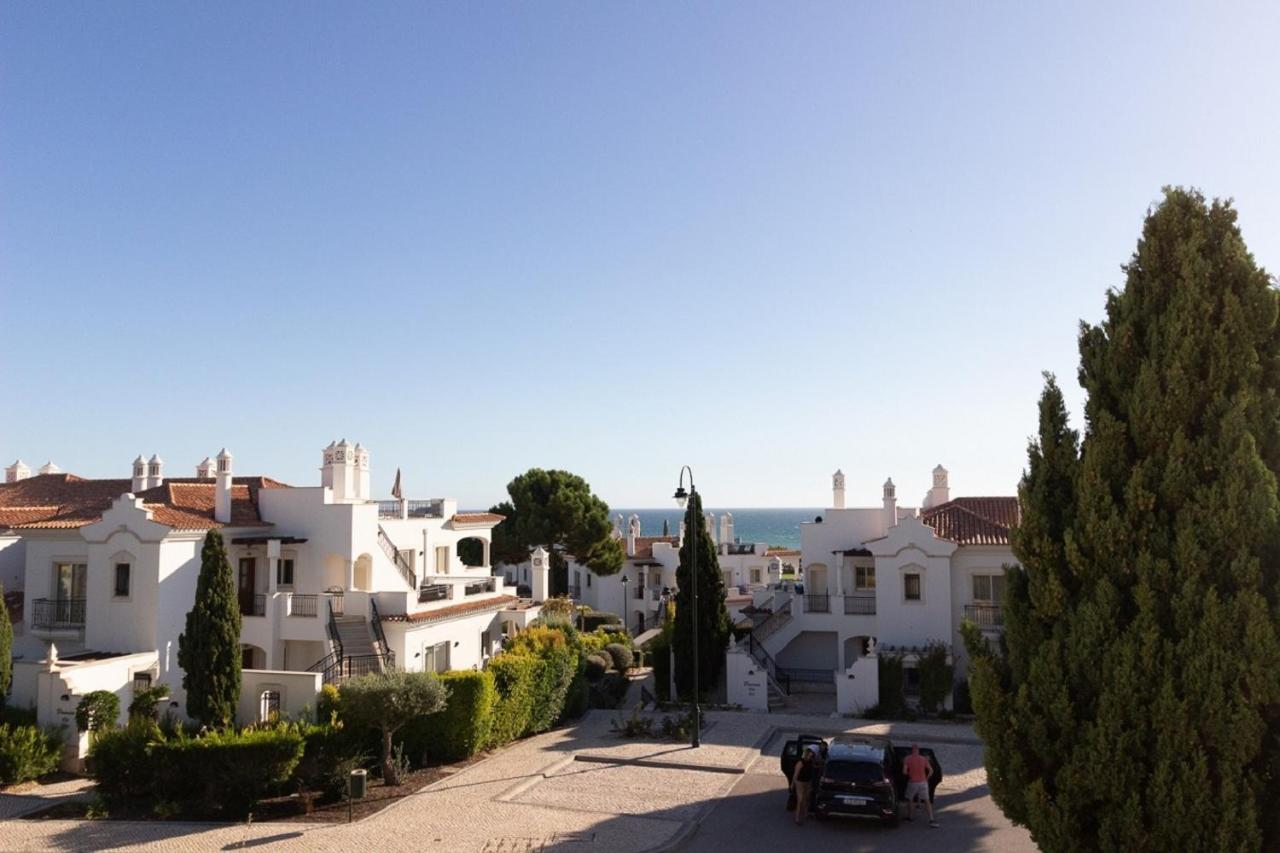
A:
[238,557,256,614]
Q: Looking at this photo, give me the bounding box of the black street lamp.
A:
[673,466,700,748]
[620,575,630,633]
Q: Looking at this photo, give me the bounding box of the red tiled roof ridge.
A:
[382,594,518,624]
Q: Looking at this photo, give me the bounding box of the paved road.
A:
[678,731,1037,853]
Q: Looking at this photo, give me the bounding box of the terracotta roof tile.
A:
[921,497,1019,546]
[0,473,285,532]
[382,594,518,624]
[629,536,679,560]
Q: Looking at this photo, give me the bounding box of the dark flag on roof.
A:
[391,468,403,500]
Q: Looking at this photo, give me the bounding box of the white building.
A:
[502,512,786,634]
[727,465,1017,714]
[2,442,542,757]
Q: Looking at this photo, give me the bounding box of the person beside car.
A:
[902,744,938,827]
[791,747,820,825]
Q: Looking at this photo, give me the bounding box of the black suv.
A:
[781,734,942,825]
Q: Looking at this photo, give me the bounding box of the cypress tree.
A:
[672,491,731,699]
[178,530,242,728]
[970,188,1280,852]
[0,582,13,704]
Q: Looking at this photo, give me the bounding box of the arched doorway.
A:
[354,553,373,590]
[240,643,267,670]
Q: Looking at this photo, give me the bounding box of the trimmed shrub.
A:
[76,690,121,734]
[92,722,305,818]
[404,670,497,763]
[584,654,609,683]
[505,625,567,656]
[581,611,621,632]
[917,642,953,714]
[291,723,367,798]
[0,723,62,784]
[562,665,590,721]
[316,683,342,723]
[90,719,159,807]
[604,643,634,672]
[528,644,576,734]
[589,672,629,710]
[488,654,540,746]
[128,686,170,722]
[150,726,305,818]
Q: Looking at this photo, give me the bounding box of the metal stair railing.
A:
[376,525,418,590]
[751,594,794,643]
[746,633,791,696]
[369,598,396,671]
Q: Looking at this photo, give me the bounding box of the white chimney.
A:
[354,443,370,500]
[146,454,164,489]
[723,511,735,546]
[37,460,61,476]
[832,469,846,509]
[131,455,147,493]
[705,511,717,546]
[6,459,31,483]
[196,457,215,479]
[324,439,355,502]
[882,477,897,532]
[530,546,550,602]
[924,464,950,509]
[626,515,640,557]
[215,448,234,524]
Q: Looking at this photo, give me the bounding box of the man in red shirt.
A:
[902,744,938,827]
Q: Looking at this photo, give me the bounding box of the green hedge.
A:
[528,645,576,734]
[405,671,497,763]
[581,611,621,632]
[488,654,539,746]
[0,723,62,785]
[91,722,306,818]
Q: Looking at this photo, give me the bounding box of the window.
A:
[54,562,87,601]
[259,690,281,722]
[750,567,762,584]
[423,641,450,673]
[277,558,295,588]
[132,672,152,693]
[481,630,491,658]
[904,573,922,602]
[854,566,876,591]
[435,546,451,575]
[972,574,1006,603]
[723,570,733,588]
[114,562,131,597]
[586,574,592,587]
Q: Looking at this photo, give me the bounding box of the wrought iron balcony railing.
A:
[31,598,85,629]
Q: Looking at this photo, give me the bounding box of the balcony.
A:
[633,586,646,600]
[803,594,830,614]
[240,594,266,617]
[568,585,582,600]
[31,598,85,630]
[464,578,496,597]
[843,595,876,615]
[965,603,1004,627]
[287,593,343,618]
[419,584,449,603]
[376,499,444,519]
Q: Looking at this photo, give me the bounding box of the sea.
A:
[609,508,821,551]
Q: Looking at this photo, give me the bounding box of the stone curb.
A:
[572,755,746,775]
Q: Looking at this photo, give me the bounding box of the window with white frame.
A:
[854,566,876,591]
[972,574,1006,604]
[114,562,131,597]
[903,572,922,602]
[750,567,761,584]
[423,641,450,673]
[481,630,491,658]
[435,546,450,575]
[277,557,295,588]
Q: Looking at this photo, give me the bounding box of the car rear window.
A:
[824,760,882,783]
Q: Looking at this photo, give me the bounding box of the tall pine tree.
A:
[178,530,242,727]
[672,491,731,699]
[970,188,1280,852]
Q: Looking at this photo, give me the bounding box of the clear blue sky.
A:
[3,2,1279,509]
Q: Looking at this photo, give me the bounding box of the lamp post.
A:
[621,575,629,633]
[673,466,700,749]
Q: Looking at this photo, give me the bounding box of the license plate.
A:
[840,795,870,804]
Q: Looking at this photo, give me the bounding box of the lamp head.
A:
[673,485,689,509]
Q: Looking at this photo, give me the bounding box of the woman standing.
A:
[791,746,819,825]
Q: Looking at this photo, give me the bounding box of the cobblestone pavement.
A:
[0,711,1021,853]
